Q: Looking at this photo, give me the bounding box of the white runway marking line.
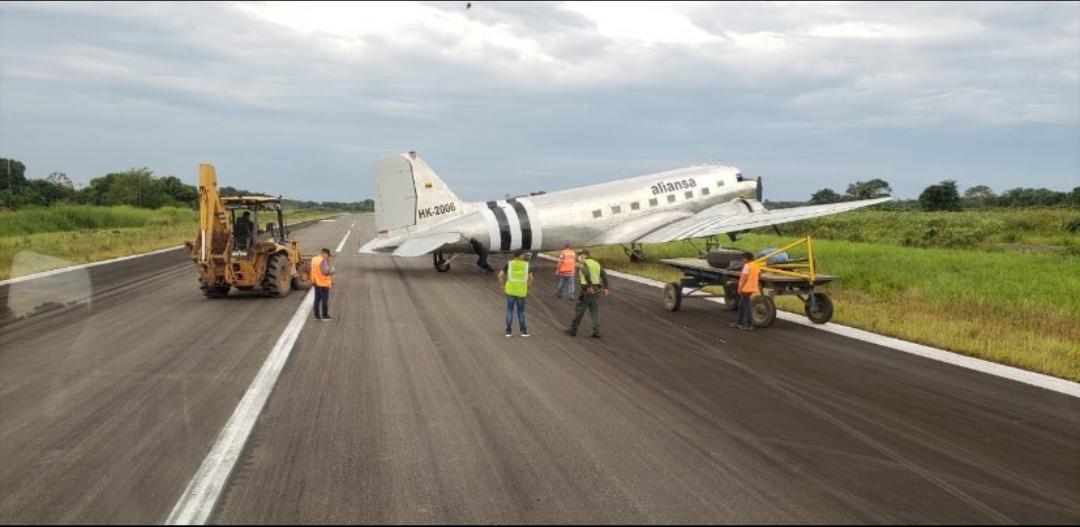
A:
[1,216,346,287]
[537,255,1080,398]
[166,227,351,525]
[0,246,184,286]
[336,229,351,253]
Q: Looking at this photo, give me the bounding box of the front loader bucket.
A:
[291,258,313,290]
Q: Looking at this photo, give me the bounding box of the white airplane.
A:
[359,151,890,272]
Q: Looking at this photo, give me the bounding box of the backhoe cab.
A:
[186,163,311,298]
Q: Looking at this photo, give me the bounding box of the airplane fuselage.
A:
[368,163,759,255]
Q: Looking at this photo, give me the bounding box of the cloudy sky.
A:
[1,1,1077,202]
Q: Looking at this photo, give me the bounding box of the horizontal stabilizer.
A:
[358,237,384,254]
[391,232,461,257]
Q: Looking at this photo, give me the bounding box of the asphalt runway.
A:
[1,214,1077,524]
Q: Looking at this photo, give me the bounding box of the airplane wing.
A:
[390,232,461,257]
[636,197,891,244]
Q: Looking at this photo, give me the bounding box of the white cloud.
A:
[560,2,718,46]
[1,0,1077,200]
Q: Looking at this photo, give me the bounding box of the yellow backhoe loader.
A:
[185,163,311,298]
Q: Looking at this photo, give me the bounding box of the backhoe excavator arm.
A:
[195,163,231,266]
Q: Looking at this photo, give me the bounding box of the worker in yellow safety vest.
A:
[732,251,761,331]
[497,250,535,337]
[310,248,335,321]
[564,248,610,339]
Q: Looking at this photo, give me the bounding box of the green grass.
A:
[0,205,196,236]
[0,206,347,280]
[776,208,1079,251]
[585,234,1080,382]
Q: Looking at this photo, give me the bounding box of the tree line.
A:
[804,178,1079,211]
[0,158,373,212]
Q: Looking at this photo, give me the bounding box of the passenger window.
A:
[685,191,693,199]
[592,209,602,218]
[611,205,621,214]
[717,180,724,187]
[667,194,676,203]
[630,201,640,210]
[702,187,710,196]
[649,198,658,207]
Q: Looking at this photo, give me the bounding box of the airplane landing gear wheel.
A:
[434,253,451,273]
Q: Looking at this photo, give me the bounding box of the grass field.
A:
[773,207,1079,251]
[0,205,347,280]
[582,209,1080,382]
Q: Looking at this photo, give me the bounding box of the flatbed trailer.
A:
[657,237,838,328]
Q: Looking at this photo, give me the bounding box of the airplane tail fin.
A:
[373,152,464,235]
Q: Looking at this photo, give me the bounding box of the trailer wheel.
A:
[723,282,740,311]
[664,282,683,311]
[751,295,776,328]
[804,292,834,324]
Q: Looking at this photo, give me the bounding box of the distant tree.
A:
[78,173,116,205]
[156,175,198,207]
[106,168,160,208]
[26,178,77,204]
[919,180,962,211]
[1,158,27,209]
[79,168,170,208]
[996,187,1068,207]
[1069,187,1080,208]
[845,178,892,200]
[46,172,73,188]
[809,188,842,204]
[220,185,258,197]
[962,185,996,208]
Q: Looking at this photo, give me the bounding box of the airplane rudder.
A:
[409,155,464,225]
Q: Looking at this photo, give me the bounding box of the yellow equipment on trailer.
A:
[659,237,837,328]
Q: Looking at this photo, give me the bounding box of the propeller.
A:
[755,176,781,236]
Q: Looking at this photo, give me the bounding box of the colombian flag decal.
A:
[424,182,433,188]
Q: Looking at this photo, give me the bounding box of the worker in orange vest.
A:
[554,242,577,300]
[732,251,761,331]
[310,248,335,321]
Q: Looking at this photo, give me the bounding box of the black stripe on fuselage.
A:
[487,201,511,251]
[507,198,532,250]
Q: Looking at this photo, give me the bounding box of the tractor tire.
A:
[804,292,834,324]
[751,295,777,328]
[203,285,230,299]
[262,253,292,298]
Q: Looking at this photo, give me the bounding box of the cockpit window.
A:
[735,173,744,182]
